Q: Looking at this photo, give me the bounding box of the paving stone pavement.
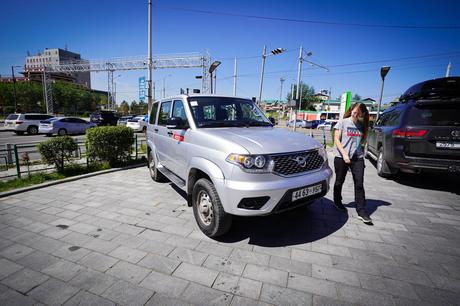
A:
[0,153,459,305]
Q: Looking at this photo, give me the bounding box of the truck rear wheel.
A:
[192,178,232,238]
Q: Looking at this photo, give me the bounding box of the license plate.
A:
[292,184,322,202]
[436,141,460,149]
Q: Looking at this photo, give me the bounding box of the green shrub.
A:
[86,126,134,166]
[37,136,78,172]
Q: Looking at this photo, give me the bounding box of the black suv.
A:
[365,77,460,177]
[89,110,119,126]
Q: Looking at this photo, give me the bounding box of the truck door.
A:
[165,99,190,179]
[155,101,173,169]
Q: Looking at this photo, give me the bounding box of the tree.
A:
[130,101,139,114]
[118,100,130,115]
[353,94,362,101]
[286,82,321,110]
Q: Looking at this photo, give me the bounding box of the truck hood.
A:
[199,127,321,154]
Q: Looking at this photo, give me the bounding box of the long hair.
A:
[343,102,370,142]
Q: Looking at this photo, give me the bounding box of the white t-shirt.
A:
[334,117,364,159]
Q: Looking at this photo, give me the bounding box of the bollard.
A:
[13,144,21,179]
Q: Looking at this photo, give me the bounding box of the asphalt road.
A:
[0,131,86,147]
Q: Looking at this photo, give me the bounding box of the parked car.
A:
[286,119,308,128]
[365,76,460,177]
[309,120,324,129]
[90,110,119,126]
[39,117,96,136]
[4,113,55,135]
[117,115,138,126]
[126,115,148,132]
[317,120,336,130]
[147,95,332,237]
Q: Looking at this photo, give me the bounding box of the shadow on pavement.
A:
[216,198,348,247]
[344,199,392,217]
[393,172,460,195]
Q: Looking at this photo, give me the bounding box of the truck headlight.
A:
[318,147,329,167]
[226,154,273,173]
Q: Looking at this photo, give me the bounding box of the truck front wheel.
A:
[192,178,232,238]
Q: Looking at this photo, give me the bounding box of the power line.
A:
[158,5,460,30]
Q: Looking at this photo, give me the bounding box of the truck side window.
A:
[172,100,189,126]
[149,102,159,124]
[158,101,171,126]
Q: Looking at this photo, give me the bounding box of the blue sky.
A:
[1,0,460,104]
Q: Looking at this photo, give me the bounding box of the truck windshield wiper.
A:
[198,121,245,128]
[245,121,272,127]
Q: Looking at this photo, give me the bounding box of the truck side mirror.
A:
[268,117,276,125]
[166,117,187,129]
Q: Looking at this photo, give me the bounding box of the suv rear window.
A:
[6,114,18,120]
[406,104,460,126]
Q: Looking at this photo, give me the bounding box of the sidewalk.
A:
[0,154,459,305]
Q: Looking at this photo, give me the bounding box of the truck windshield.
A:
[187,97,272,128]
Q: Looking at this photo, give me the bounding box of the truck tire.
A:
[148,150,167,182]
[192,178,232,238]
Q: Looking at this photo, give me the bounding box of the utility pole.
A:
[11,66,18,113]
[233,58,237,96]
[293,46,303,132]
[279,77,285,104]
[258,45,267,106]
[446,62,452,77]
[147,0,153,115]
[162,78,165,98]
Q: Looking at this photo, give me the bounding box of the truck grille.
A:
[271,150,324,176]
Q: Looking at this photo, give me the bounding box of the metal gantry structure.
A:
[42,52,211,114]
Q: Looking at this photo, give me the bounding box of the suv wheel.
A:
[58,128,67,136]
[192,178,232,238]
[377,147,393,178]
[363,143,369,159]
[27,125,38,135]
[148,151,167,182]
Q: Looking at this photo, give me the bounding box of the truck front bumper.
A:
[213,166,332,216]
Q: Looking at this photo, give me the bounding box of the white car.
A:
[4,113,55,135]
[126,116,147,132]
[317,121,336,130]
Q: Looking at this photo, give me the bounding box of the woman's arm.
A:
[334,129,351,163]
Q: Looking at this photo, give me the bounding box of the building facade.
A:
[23,48,91,88]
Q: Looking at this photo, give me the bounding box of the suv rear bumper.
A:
[213,166,332,216]
[396,156,460,173]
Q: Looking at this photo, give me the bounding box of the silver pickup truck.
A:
[147,95,332,237]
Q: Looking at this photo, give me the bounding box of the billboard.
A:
[139,77,146,102]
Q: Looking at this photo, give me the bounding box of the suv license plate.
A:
[436,141,460,149]
[292,184,322,202]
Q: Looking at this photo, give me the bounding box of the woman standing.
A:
[332,102,372,224]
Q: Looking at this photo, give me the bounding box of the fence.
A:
[0,134,146,180]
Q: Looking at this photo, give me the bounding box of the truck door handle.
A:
[154,128,158,132]
[167,131,173,136]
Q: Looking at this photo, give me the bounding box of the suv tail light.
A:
[392,128,427,138]
[15,120,23,124]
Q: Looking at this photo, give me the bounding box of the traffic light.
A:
[271,48,286,55]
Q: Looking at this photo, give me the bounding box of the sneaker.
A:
[357,212,373,224]
[332,201,347,213]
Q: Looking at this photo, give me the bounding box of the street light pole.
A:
[377,66,391,120]
[147,0,153,115]
[208,61,221,94]
[258,45,267,106]
[293,46,303,132]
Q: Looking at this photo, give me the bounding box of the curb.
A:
[0,163,146,198]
